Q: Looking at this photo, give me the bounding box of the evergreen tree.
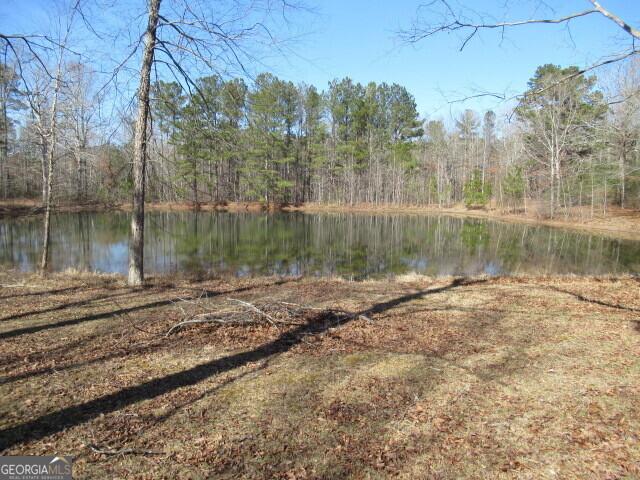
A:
[220,78,247,201]
[173,76,225,204]
[246,73,297,204]
[463,168,492,207]
[516,64,607,216]
[502,165,525,207]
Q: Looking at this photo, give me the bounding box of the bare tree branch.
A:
[399,0,638,58]
[588,0,640,40]
[400,0,640,107]
[399,1,600,49]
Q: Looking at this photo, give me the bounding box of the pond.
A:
[1,211,639,278]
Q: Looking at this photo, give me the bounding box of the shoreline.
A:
[295,202,640,241]
[2,199,640,241]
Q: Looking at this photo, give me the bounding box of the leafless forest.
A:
[2,0,640,282]
[2,2,640,218]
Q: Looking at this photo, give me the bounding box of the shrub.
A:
[463,169,492,207]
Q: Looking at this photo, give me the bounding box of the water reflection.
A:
[1,211,638,278]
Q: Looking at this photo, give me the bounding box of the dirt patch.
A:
[0,271,639,478]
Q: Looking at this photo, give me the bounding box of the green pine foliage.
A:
[502,166,525,202]
[463,169,492,207]
[149,73,422,205]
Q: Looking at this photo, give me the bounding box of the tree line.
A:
[2,0,639,287]
[2,60,639,216]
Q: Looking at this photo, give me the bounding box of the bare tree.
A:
[401,1,638,47]
[128,0,161,286]
[4,29,74,271]
[62,62,99,202]
[400,1,640,98]
[40,10,77,272]
[39,62,63,271]
[123,0,301,285]
[20,71,54,205]
[2,2,83,271]
[607,59,640,208]
[519,82,580,217]
[0,58,24,198]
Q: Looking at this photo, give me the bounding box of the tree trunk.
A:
[40,71,63,272]
[40,139,48,205]
[619,150,625,208]
[75,147,87,202]
[128,0,161,286]
[192,157,199,207]
[40,147,54,272]
[0,100,7,199]
[549,152,555,219]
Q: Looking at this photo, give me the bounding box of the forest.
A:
[2,60,639,215]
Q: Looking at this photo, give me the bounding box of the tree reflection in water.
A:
[0,211,638,277]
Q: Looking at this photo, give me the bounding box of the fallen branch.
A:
[227,297,280,328]
[165,297,373,337]
[165,313,250,336]
[85,443,163,456]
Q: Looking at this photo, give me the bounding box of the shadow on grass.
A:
[0,285,87,300]
[548,285,640,334]
[0,278,297,340]
[545,285,640,313]
[0,329,112,378]
[0,278,481,451]
[0,291,138,323]
[0,339,160,385]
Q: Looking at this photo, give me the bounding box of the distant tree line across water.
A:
[1,60,639,217]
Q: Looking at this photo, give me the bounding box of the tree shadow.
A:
[0,338,161,385]
[0,278,477,451]
[0,286,87,300]
[0,291,138,323]
[0,278,299,340]
[147,359,272,428]
[361,278,483,315]
[544,285,640,334]
[544,285,640,313]
[0,329,110,376]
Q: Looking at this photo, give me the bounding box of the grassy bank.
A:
[2,199,640,241]
[0,271,638,478]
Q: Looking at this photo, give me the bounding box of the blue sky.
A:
[269,0,639,120]
[2,0,639,122]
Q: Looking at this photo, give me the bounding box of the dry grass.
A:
[0,270,639,479]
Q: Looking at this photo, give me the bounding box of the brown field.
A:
[0,271,639,479]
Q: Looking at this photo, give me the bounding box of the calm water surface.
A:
[1,211,639,278]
